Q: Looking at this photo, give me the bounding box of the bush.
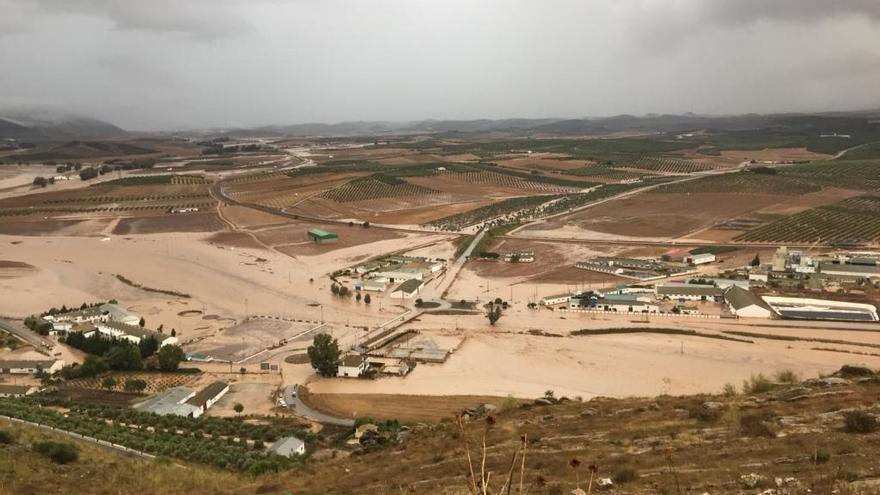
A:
[813,448,831,464]
[740,412,776,438]
[774,369,800,384]
[843,411,878,434]
[690,404,723,423]
[613,466,639,483]
[721,383,737,397]
[742,373,775,394]
[0,429,13,444]
[33,440,79,464]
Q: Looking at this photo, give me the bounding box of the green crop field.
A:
[735,195,880,244]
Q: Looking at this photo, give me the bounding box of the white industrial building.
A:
[89,321,178,347]
[0,359,63,375]
[655,283,723,301]
[685,253,716,265]
[723,286,773,318]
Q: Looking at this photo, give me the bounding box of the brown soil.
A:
[263,224,406,255]
[542,192,786,238]
[0,218,87,236]
[112,212,225,235]
[205,231,267,250]
[219,205,292,229]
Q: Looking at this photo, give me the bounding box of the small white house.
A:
[184,381,229,417]
[269,436,306,457]
[338,354,368,378]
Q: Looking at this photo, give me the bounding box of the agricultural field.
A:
[320,175,439,202]
[654,170,821,195]
[780,159,880,190]
[735,195,880,245]
[611,155,711,174]
[64,371,198,394]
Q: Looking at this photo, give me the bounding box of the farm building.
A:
[571,294,659,313]
[354,279,388,292]
[45,307,108,325]
[0,384,35,397]
[89,321,178,347]
[818,262,880,280]
[390,279,424,299]
[724,286,773,318]
[655,283,723,302]
[269,436,306,457]
[307,228,338,244]
[762,296,879,322]
[98,303,142,326]
[184,381,229,416]
[687,277,749,290]
[541,293,572,306]
[338,354,368,378]
[134,387,199,417]
[541,294,571,306]
[372,266,426,282]
[0,359,63,375]
[685,253,716,265]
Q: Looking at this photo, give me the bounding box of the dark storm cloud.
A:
[0,0,878,130]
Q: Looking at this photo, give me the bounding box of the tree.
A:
[170,328,176,337]
[101,376,118,390]
[356,293,362,302]
[123,378,147,393]
[233,403,244,416]
[751,254,761,267]
[487,305,502,325]
[138,335,159,358]
[33,441,79,464]
[307,333,341,377]
[105,345,143,371]
[78,168,98,181]
[79,355,109,378]
[138,317,146,327]
[364,294,371,304]
[157,345,185,371]
[32,176,48,187]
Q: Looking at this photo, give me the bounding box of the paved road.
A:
[283,385,355,427]
[424,229,486,300]
[0,318,53,354]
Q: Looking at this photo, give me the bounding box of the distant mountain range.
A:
[0,112,128,143]
[3,109,878,142]
[212,110,880,139]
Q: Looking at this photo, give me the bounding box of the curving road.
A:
[283,385,354,427]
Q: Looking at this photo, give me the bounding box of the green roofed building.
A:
[307,228,338,244]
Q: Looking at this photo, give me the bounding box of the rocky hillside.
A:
[1,365,879,495]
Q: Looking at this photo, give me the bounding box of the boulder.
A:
[740,473,766,489]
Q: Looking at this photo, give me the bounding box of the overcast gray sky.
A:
[1,0,878,130]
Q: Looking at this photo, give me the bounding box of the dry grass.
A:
[300,390,519,423]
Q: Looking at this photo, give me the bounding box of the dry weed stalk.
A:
[455,414,532,494]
